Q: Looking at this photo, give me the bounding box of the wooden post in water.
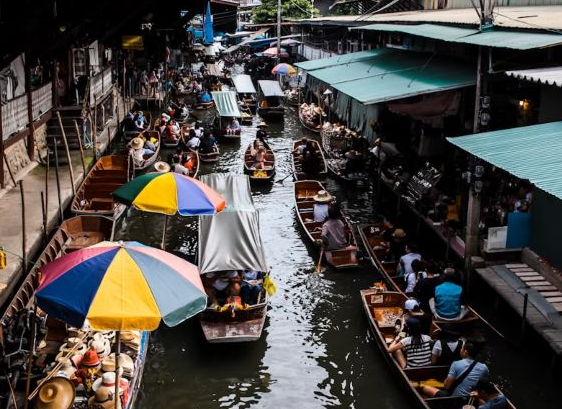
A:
[57,111,76,196]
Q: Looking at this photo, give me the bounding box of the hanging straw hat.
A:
[35,377,75,409]
[313,190,332,203]
[257,122,268,128]
[101,353,135,377]
[88,338,111,359]
[131,138,144,150]
[58,337,87,355]
[392,228,407,238]
[154,161,171,173]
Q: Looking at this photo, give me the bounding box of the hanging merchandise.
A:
[0,247,6,269]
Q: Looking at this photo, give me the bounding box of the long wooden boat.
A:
[257,80,285,122]
[195,144,220,163]
[244,141,275,182]
[291,139,328,181]
[298,104,322,133]
[198,174,270,343]
[181,149,200,179]
[321,126,348,158]
[134,130,162,173]
[257,105,284,121]
[294,180,359,269]
[325,157,370,189]
[123,112,152,142]
[284,89,302,107]
[70,155,129,217]
[357,224,479,325]
[360,289,515,409]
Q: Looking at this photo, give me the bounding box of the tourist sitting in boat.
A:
[312,190,331,222]
[204,271,241,308]
[403,298,432,335]
[422,341,489,399]
[414,265,444,313]
[256,122,268,143]
[165,120,180,142]
[240,270,263,305]
[430,268,468,321]
[121,112,136,133]
[301,142,322,176]
[186,129,201,150]
[320,204,357,260]
[431,330,463,366]
[226,118,241,135]
[470,379,509,409]
[192,80,203,93]
[129,137,155,167]
[387,317,433,369]
[250,139,263,157]
[171,156,189,175]
[200,132,217,153]
[134,111,148,130]
[253,147,267,170]
[399,243,421,278]
[199,91,212,103]
[404,259,428,293]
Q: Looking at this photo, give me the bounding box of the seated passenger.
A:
[312,190,331,222]
[129,137,154,166]
[171,156,188,175]
[470,379,509,409]
[430,269,468,321]
[199,91,211,103]
[186,130,201,150]
[240,270,263,305]
[227,118,241,135]
[253,147,267,170]
[404,259,428,294]
[422,341,489,398]
[205,271,240,308]
[399,243,421,278]
[387,317,433,369]
[431,330,463,366]
[320,204,357,264]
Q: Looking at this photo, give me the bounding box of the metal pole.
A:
[520,292,528,343]
[23,302,38,409]
[57,111,76,196]
[44,150,50,234]
[276,0,282,64]
[115,331,121,409]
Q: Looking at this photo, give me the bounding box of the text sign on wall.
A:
[122,36,144,51]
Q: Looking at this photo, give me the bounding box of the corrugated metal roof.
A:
[447,121,562,200]
[258,80,285,97]
[211,91,241,117]
[301,49,475,105]
[352,23,562,49]
[296,6,562,31]
[232,74,257,94]
[295,49,386,71]
[506,66,562,87]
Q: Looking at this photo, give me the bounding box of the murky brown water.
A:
[113,96,555,409]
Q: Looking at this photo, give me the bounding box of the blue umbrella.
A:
[203,2,214,45]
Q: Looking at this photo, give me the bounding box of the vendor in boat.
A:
[293,137,308,157]
[240,270,263,305]
[121,112,137,133]
[204,271,241,309]
[311,190,332,223]
[430,268,468,321]
[186,129,201,150]
[319,203,357,262]
[226,118,241,135]
[421,341,489,399]
[256,122,268,143]
[343,150,364,177]
[200,131,217,153]
[387,316,433,369]
[134,111,147,130]
[253,147,267,170]
[301,142,321,176]
[129,137,155,167]
[470,379,509,409]
[199,90,212,104]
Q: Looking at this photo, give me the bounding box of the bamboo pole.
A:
[44,150,50,235]
[115,331,122,409]
[56,111,76,196]
[74,120,86,176]
[52,135,63,222]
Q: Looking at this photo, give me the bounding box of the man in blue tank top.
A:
[430,269,468,320]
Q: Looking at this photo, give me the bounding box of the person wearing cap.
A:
[399,243,421,278]
[470,379,508,409]
[75,349,101,392]
[129,137,154,167]
[430,268,468,321]
[134,111,147,130]
[402,298,431,336]
[256,122,268,143]
[312,190,332,222]
[387,317,433,369]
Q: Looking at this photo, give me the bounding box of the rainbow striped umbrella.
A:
[272,63,297,75]
[112,172,225,216]
[36,241,207,330]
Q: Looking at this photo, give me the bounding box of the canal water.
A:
[114,105,555,409]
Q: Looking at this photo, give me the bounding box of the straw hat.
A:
[87,387,120,409]
[392,228,406,238]
[89,338,111,359]
[92,372,127,393]
[154,161,171,173]
[131,138,144,150]
[58,337,87,355]
[101,353,135,377]
[67,327,86,339]
[35,377,75,409]
[119,331,141,342]
[257,122,268,128]
[313,190,332,203]
[55,357,77,379]
[80,349,101,368]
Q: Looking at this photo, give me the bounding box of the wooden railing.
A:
[89,67,113,106]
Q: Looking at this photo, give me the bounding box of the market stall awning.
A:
[211,91,241,117]
[295,49,385,72]
[506,66,562,87]
[447,121,562,200]
[224,28,270,53]
[303,49,475,105]
[206,63,222,76]
[258,80,284,97]
[352,23,562,50]
[232,74,257,94]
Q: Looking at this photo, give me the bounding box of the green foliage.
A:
[253,0,319,23]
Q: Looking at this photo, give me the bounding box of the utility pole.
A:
[464,0,493,270]
[276,0,282,64]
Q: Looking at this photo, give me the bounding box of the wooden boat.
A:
[244,141,275,182]
[321,125,349,158]
[70,155,129,217]
[360,289,514,409]
[325,157,370,189]
[198,174,270,343]
[298,104,322,133]
[291,139,328,181]
[212,91,243,140]
[0,216,114,324]
[232,74,258,113]
[180,149,200,179]
[123,112,152,142]
[257,80,285,122]
[294,180,359,269]
[133,130,162,173]
[284,88,302,107]
[357,224,479,325]
[196,144,220,163]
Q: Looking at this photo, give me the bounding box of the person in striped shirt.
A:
[387,317,433,369]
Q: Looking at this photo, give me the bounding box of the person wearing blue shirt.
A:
[200,91,211,103]
[422,341,489,398]
[470,379,509,409]
[430,268,468,320]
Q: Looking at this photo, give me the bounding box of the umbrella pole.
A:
[115,330,121,409]
[161,214,168,249]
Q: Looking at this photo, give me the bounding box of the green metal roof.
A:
[211,91,241,118]
[294,49,388,71]
[303,49,475,105]
[353,23,562,50]
[447,121,562,200]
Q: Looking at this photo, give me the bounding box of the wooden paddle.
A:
[274,173,293,184]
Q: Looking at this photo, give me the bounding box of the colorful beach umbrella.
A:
[112,172,225,216]
[36,241,207,330]
[272,63,297,76]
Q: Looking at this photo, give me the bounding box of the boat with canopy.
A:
[211,91,242,139]
[257,80,285,121]
[198,173,270,343]
[233,74,258,114]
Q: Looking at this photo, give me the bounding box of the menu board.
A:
[402,164,441,206]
